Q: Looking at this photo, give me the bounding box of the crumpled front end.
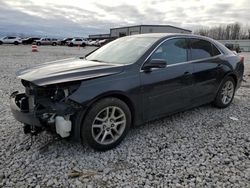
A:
[10,79,82,138]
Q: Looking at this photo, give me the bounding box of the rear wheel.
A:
[14,41,19,45]
[81,43,86,47]
[52,42,57,46]
[81,98,131,151]
[37,42,41,46]
[213,77,236,108]
[0,41,3,45]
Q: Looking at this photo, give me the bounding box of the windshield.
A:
[86,36,159,64]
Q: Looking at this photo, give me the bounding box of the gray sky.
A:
[0,0,249,37]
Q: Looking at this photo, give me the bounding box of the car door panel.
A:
[140,38,193,121]
[192,58,221,103]
[141,63,193,121]
[6,37,12,44]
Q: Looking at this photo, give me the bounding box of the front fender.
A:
[68,72,140,106]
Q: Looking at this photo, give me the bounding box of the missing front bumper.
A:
[10,92,42,127]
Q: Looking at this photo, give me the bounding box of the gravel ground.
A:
[0,45,250,188]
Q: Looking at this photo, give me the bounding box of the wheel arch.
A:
[86,91,135,124]
[71,91,136,142]
[215,72,238,97]
[213,72,237,108]
[224,72,238,87]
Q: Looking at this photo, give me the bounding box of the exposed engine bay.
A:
[10,79,82,138]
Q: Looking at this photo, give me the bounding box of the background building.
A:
[88,33,110,40]
[110,25,192,38]
[89,25,192,40]
[218,40,250,52]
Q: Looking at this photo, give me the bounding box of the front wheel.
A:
[14,41,19,45]
[213,77,236,108]
[0,41,2,45]
[81,98,131,151]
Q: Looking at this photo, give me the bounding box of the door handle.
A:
[182,71,192,84]
[184,71,191,75]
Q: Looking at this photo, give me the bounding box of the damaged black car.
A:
[10,34,244,151]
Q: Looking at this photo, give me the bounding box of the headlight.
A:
[52,81,81,101]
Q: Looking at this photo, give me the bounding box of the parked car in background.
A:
[0,36,22,45]
[35,38,59,46]
[67,38,87,47]
[225,43,241,53]
[22,37,40,45]
[60,37,73,45]
[95,39,113,47]
[88,40,99,46]
[10,34,244,151]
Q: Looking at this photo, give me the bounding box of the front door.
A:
[140,38,194,121]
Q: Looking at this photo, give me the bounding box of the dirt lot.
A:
[0,45,250,187]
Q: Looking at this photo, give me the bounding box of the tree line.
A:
[194,23,250,40]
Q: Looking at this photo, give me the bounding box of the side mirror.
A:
[142,59,167,71]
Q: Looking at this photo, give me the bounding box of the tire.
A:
[69,43,73,47]
[81,97,131,151]
[81,43,86,47]
[213,76,236,108]
[37,42,41,46]
[14,41,19,45]
[0,41,2,45]
[52,42,57,46]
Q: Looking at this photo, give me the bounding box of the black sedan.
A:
[10,33,244,151]
[60,37,73,45]
[22,37,40,45]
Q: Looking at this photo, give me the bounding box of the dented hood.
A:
[17,58,125,86]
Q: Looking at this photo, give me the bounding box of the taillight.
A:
[240,56,244,63]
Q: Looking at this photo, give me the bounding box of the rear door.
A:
[189,38,223,104]
[140,38,194,121]
[46,38,51,45]
[75,39,82,45]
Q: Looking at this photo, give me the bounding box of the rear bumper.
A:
[10,92,42,127]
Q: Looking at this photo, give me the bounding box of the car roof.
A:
[129,33,212,40]
[127,33,233,55]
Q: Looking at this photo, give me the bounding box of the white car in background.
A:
[35,38,59,46]
[67,38,87,47]
[0,36,22,45]
[88,39,109,47]
[97,39,107,46]
[88,40,99,46]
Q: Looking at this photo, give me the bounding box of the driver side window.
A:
[151,38,188,65]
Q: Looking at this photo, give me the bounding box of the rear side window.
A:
[151,38,188,65]
[190,39,214,60]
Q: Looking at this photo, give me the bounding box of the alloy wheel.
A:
[91,106,126,145]
[221,80,235,105]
